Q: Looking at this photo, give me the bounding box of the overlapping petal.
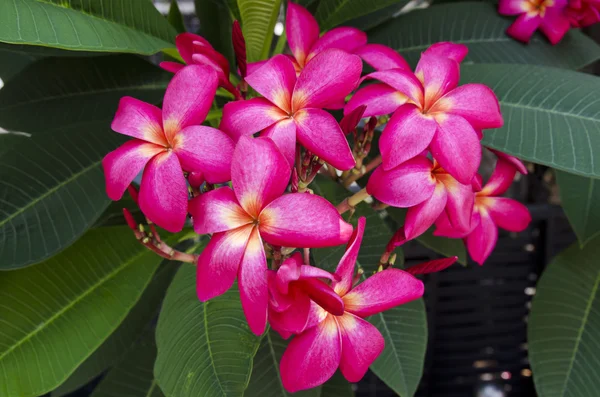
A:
[220,98,287,140]
[506,14,541,43]
[431,84,503,130]
[261,118,297,167]
[334,217,366,296]
[364,69,424,105]
[337,314,385,382]
[308,27,367,61]
[423,42,468,63]
[415,54,460,109]
[245,55,297,113]
[354,43,411,71]
[239,227,269,335]
[405,257,458,275]
[484,197,531,232]
[188,187,252,235]
[111,97,166,146]
[539,8,571,44]
[437,173,475,234]
[404,180,448,240]
[465,209,497,265]
[286,1,320,66]
[345,83,408,118]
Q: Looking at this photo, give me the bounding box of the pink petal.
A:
[261,118,297,167]
[343,269,424,317]
[171,125,234,183]
[506,14,541,43]
[404,180,448,240]
[334,217,366,296]
[380,103,438,171]
[294,108,355,170]
[539,9,571,44]
[483,197,531,232]
[197,225,253,300]
[138,151,188,232]
[307,27,368,61]
[286,1,320,67]
[340,104,366,135]
[405,257,458,275]
[430,113,482,185]
[111,97,166,146]
[305,301,329,330]
[162,65,219,140]
[367,156,436,208]
[192,41,230,75]
[345,83,407,118]
[465,209,497,265]
[337,313,385,382]
[220,98,287,141]
[415,53,460,110]
[472,174,484,192]
[245,55,297,113]
[188,187,252,235]
[354,43,410,71]
[176,33,211,64]
[259,193,353,248]
[433,210,473,239]
[102,140,163,201]
[499,0,528,15]
[298,279,345,316]
[432,84,503,130]
[160,61,185,74]
[489,148,528,175]
[480,155,519,196]
[280,315,342,392]
[423,42,469,63]
[386,226,408,251]
[437,172,476,235]
[269,293,312,335]
[246,60,268,76]
[292,49,362,110]
[364,69,424,105]
[273,252,303,294]
[231,136,291,216]
[239,227,269,335]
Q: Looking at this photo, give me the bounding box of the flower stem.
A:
[342,155,382,187]
[336,188,371,214]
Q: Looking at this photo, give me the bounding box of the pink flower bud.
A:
[127,184,139,204]
[340,104,366,135]
[122,208,138,231]
[232,20,247,78]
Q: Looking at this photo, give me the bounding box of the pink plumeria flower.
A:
[279,217,424,391]
[219,50,361,169]
[188,136,353,335]
[268,252,345,338]
[499,0,571,44]
[346,42,503,184]
[367,156,475,241]
[435,151,532,264]
[160,33,239,96]
[103,65,234,232]
[566,0,600,27]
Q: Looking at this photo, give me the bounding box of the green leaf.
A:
[0,0,176,54]
[91,331,164,397]
[51,261,178,396]
[528,236,600,397]
[0,43,41,82]
[0,227,175,397]
[154,266,262,397]
[320,371,354,397]
[367,2,600,69]
[345,2,408,31]
[461,64,600,179]
[238,0,282,62]
[556,171,600,247]
[93,195,143,228]
[315,0,407,30]
[196,0,236,68]
[168,0,187,34]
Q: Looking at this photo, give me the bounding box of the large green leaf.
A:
[367,2,600,69]
[528,236,600,397]
[556,171,600,247]
[0,43,40,82]
[345,2,408,31]
[196,0,236,68]
[0,0,176,54]
[0,227,176,397]
[315,0,406,30]
[168,0,187,34]
[154,266,262,397]
[461,64,600,179]
[237,0,281,62]
[320,372,354,397]
[51,262,178,396]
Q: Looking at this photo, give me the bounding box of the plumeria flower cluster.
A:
[102,1,531,391]
[499,0,599,45]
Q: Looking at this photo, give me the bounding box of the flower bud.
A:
[340,105,366,135]
[232,20,247,78]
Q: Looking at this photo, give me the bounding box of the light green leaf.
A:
[0,0,176,54]
[461,64,600,179]
[238,0,282,62]
[368,2,600,69]
[528,236,600,397]
[0,227,174,397]
[168,0,187,33]
[315,0,407,30]
[556,171,600,247]
[155,266,262,397]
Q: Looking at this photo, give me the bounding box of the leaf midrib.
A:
[500,101,599,123]
[203,300,227,397]
[266,332,289,397]
[375,311,408,396]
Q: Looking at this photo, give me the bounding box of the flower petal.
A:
[292,49,362,110]
[404,180,448,240]
[269,292,312,336]
[259,193,353,248]
[176,33,211,64]
[220,98,287,141]
[294,108,355,170]
[364,69,424,105]
[343,269,424,317]
[188,187,252,235]
[423,42,468,63]
[415,53,460,109]
[433,210,474,239]
[354,43,411,71]
[308,27,367,60]
[232,136,291,216]
[298,279,345,316]
[539,9,571,44]
[484,197,531,232]
[162,65,219,140]
[465,209,497,265]
[437,172,475,235]
[172,125,234,183]
[246,59,269,76]
[334,217,365,296]
[245,55,297,113]
[489,148,528,175]
[506,14,541,43]
[280,315,342,392]
[239,227,269,335]
[111,97,166,146]
[160,61,185,74]
[499,0,528,15]
[480,154,519,196]
[102,140,163,201]
[286,1,320,67]
[337,313,385,383]
[380,103,438,171]
[430,113,481,185]
[197,225,253,300]
[367,156,436,208]
[261,118,297,167]
[432,84,503,130]
[405,257,458,275]
[138,151,188,232]
[345,83,407,118]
